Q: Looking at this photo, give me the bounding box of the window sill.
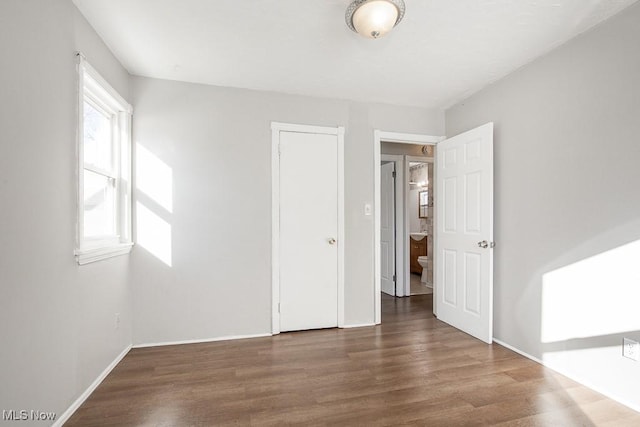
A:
[75,242,134,265]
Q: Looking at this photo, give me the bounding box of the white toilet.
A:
[417,256,430,285]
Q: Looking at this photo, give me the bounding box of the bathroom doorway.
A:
[374,130,441,324]
[375,125,495,342]
[407,158,434,296]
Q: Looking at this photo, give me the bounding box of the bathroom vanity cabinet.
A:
[409,236,427,274]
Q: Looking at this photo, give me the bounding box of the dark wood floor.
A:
[67,295,640,426]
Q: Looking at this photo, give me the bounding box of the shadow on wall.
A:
[135,142,173,267]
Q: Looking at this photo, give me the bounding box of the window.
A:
[75,56,133,264]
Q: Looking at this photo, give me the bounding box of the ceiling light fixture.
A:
[345,0,405,39]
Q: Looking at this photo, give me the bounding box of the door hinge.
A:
[392,171,396,178]
[392,274,396,282]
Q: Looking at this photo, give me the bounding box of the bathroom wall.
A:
[380,142,434,236]
[409,164,428,233]
[409,161,434,284]
[425,161,434,282]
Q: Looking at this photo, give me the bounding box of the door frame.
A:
[374,131,444,324]
[380,155,405,297]
[271,122,345,335]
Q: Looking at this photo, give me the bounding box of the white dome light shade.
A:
[346,0,405,39]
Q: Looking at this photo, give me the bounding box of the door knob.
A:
[477,240,495,249]
[328,238,337,245]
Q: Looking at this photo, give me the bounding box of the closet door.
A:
[278,130,339,332]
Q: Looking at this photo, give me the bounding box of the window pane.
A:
[83,100,113,171]
[83,169,116,238]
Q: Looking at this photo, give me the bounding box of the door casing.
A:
[271,122,345,335]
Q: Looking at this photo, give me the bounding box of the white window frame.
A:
[75,55,133,265]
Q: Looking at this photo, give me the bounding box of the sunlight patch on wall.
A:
[136,202,172,266]
[136,143,173,213]
[541,240,640,344]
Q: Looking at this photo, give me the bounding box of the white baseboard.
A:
[342,323,376,329]
[53,344,132,427]
[492,338,640,414]
[133,333,272,349]
[492,338,544,364]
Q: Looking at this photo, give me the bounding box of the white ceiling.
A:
[73,0,637,109]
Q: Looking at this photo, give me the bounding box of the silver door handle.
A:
[328,238,336,245]
[477,240,495,249]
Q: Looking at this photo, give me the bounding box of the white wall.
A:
[446,4,640,410]
[130,76,444,344]
[0,1,132,424]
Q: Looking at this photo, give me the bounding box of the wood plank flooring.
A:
[410,273,432,295]
[66,295,640,426]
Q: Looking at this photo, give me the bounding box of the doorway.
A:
[271,122,345,334]
[374,124,495,344]
[374,131,442,324]
[407,158,434,296]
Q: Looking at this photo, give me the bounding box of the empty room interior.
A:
[2,0,640,425]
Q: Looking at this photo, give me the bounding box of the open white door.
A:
[435,123,494,343]
[380,162,396,296]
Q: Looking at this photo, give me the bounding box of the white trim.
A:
[378,131,444,145]
[374,131,381,323]
[271,121,340,135]
[77,58,85,257]
[271,126,281,335]
[492,338,640,414]
[53,345,131,427]
[343,323,376,329]
[337,127,345,327]
[492,338,544,364]
[432,152,438,318]
[381,154,405,297]
[271,122,345,334]
[134,333,272,349]
[74,242,134,265]
[78,54,132,113]
[374,130,444,324]
[119,110,132,243]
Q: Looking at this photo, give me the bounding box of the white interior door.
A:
[435,123,494,343]
[279,130,338,332]
[380,162,396,296]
